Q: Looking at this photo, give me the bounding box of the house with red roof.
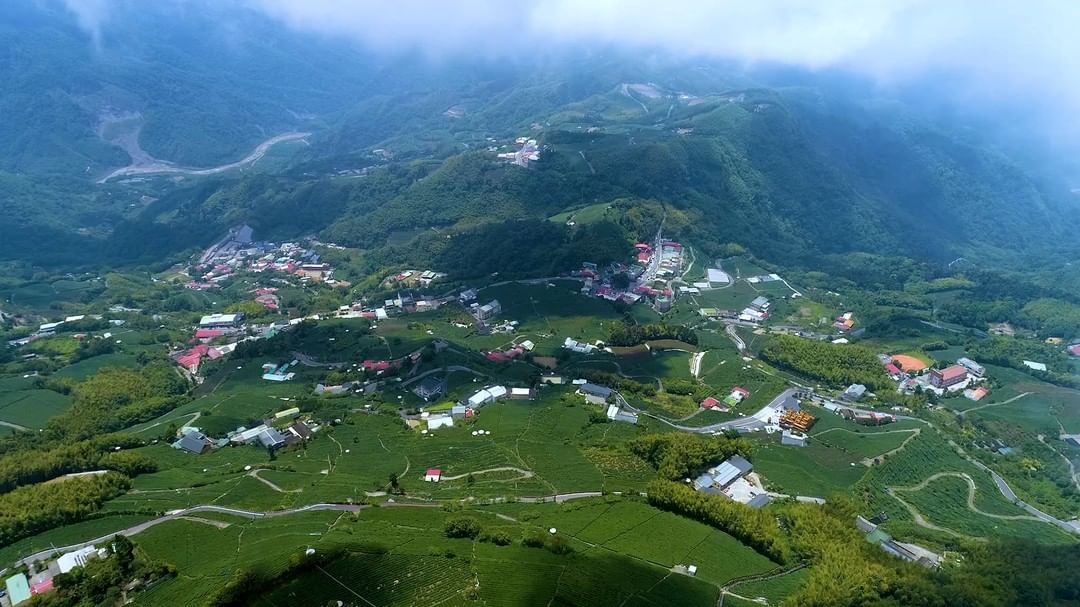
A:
[701,397,721,409]
[930,364,968,389]
[175,344,211,373]
[424,468,442,482]
[194,328,224,341]
[362,360,393,373]
[883,363,903,379]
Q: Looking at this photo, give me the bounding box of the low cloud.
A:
[52,0,1080,145]
[249,0,1080,140]
[60,0,110,49]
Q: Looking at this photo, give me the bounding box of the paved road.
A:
[400,365,486,387]
[630,388,799,434]
[14,503,363,567]
[807,398,1080,536]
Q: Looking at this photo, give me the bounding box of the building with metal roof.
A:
[712,455,753,488]
[5,573,31,606]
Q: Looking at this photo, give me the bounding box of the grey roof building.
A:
[258,428,287,449]
[842,384,867,401]
[176,431,213,455]
[579,383,613,398]
[747,494,773,509]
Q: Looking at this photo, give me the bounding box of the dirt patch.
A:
[532,356,558,369]
[645,339,698,352]
[891,354,928,372]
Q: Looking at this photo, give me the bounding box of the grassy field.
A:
[0,514,155,565]
[751,438,867,498]
[53,352,140,380]
[0,388,72,427]
[127,497,765,606]
[730,567,809,606]
[895,474,1076,544]
[105,386,662,517]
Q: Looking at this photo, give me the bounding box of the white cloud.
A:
[246,0,1080,117]
[60,0,111,49]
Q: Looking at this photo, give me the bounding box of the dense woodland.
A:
[0,472,130,546]
[606,322,699,347]
[760,335,891,390]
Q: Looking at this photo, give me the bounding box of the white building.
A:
[199,313,244,329]
[427,415,455,430]
[57,546,98,574]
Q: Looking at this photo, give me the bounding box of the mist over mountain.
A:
[1,0,1078,272]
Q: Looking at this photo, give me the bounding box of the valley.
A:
[2,3,1080,606]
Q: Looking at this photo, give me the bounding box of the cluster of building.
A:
[382,270,446,289]
[172,314,247,373]
[254,287,280,311]
[892,355,989,398]
[692,455,771,508]
[574,238,688,313]
[336,291,451,321]
[485,340,534,363]
[6,314,124,348]
[468,299,502,322]
[496,136,541,167]
[172,409,316,455]
[261,361,297,382]
[833,312,856,332]
[419,384,535,431]
[562,337,599,354]
[737,296,771,323]
[4,544,115,605]
[190,225,339,288]
[856,515,943,568]
[700,386,751,412]
[575,383,639,423]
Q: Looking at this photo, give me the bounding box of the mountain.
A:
[1,1,1076,273]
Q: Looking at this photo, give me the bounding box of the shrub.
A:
[444,515,481,539]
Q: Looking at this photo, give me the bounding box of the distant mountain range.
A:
[1,0,1076,273]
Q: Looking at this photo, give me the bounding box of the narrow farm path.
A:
[886,471,1045,541]
[438,466,534,482]
[1037,433,1080,492]
[248,468,303,493]
[176,515,231,529]
[955,392,1032,416]
[718,563,808,607]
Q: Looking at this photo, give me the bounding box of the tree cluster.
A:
[606,322,698,347]
[760,335,890,390]
[629,433,751,480]
[0,472,130,546]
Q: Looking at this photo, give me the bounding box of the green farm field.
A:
[0,388,71,427]
[126,498,764,606]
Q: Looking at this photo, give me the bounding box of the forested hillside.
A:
[1,0,1077,278]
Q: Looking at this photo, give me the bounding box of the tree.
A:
[444,516,481,539]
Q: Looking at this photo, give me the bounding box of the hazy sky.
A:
[60,0,1080,140]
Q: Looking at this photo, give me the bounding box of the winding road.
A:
[15,503,363,568]
[98,132,311,183]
